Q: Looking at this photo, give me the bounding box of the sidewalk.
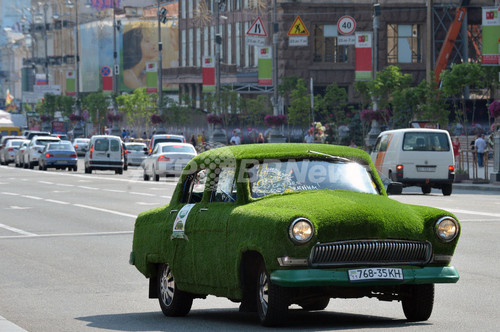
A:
[453,180,500,192]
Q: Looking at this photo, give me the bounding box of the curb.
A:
[453,183,500,192]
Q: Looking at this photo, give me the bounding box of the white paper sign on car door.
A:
[171,204,195,240]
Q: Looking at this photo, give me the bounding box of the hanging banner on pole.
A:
[146,62,158,93]
[481,7,500,65]
[355,32,372,81]
[258,47,272,86]
[101,66,113,92]
[66,71,76,96]
[202,56,215,92]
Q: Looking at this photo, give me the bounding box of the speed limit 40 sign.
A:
[337,16,356,35]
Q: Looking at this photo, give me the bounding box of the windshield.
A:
[126,144,146,151]
[248,159,378,198]
[36,139,60,146]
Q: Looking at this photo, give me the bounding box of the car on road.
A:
[72,138,90,156]
[371,128,455,195]
[124,142,147,166]
[84,135,124,174]
[148,134,186,154]
[142,142,197,181]
[130,143,460,326]
[25,136,61,169]
[38,141,78,171]
[24,131,51,140]
[0,138,26,165]
[14,140,30,168]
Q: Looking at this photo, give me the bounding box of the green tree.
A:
[241,95,272,127]
[288,78,311,131]
[82,91,109,134]
[116,88,157,132]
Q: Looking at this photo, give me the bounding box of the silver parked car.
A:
[142,142,197,181]
[15,140,30,168]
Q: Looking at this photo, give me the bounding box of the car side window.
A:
[182,169,207,204]
[211,167,237,203]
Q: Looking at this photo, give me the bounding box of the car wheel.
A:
[39,163,45,171]
[153,168,159,181]
[115,168,123,175]
[85,166,91,174]
[124,164,128,171]
[73,166,78,172]
[442,184,452,196]
[143,172,150,181]
[402,284,434,322]
[29,161,34,169]
[421,185,431,195]
[256,261,289,326]
[157,263,193,317]
[23,160,28,168]
[299,297,330,311]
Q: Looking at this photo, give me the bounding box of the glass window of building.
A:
[313,24,348,63]
[387,24,422,63]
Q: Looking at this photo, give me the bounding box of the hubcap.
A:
[258,271,269,315]
[160,265,175,307]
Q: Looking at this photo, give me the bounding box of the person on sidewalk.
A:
[474,134,487,167]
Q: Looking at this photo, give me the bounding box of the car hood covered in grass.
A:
[231,189,460,257]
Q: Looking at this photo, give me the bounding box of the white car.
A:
[84,135,124,174]
[25,136,61,169]
[15,140,30,167]
[72,138,90,156]
[0,139,27,165]
[143,142,197,181]
[124,142,147,166]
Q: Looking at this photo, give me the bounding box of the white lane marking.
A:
[0,230,132,240]
[39,181,53,185]
[104,189,125,193]
[137,202,164,206]
[160,196,172,199]
[56,183,74,187]
[45,199,70,205]
[21,195,43,200]
[73,204,136,218]
[8,206,31,210]
[79,186,99,190]
[129,192,155,197]
[444,208,500,218]
[0,223,37,237]
[1,192,19,196]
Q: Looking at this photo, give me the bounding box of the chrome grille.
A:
[309,240,432,267]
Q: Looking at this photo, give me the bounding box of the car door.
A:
[167,169,207,285]
[188,167,237,289]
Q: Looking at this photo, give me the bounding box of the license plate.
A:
[417,166,435,172]
[348,268,404,281]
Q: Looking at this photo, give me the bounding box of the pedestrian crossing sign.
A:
[287,16,309,36]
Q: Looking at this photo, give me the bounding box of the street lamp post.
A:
[66,0,84,138]
[156,1,167,134]
[43,3,49,85]
[110,0,121,136]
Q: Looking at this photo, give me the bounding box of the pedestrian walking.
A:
[474,134,487,167]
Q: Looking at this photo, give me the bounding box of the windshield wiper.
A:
[307,150,352,163]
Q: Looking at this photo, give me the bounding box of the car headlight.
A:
[289,218,314,245]
[435,216,459,242]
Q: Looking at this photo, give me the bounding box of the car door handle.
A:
[199,208,208,212]
[170,209,178,214]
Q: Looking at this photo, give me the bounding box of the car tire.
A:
[157,263,193,317]
[85,166,91,174]
[143,172,150,181]
[29,161,34,169]
[115,168,123,175]
[73,166,78,172]
[153,168,159,181]
[39,163,46,171]
[23,160,28,169]
[421,185,431,195]
[299,297,330,311]
[256,261,289,327]
[442,184,452,196]
[402,284,434,322]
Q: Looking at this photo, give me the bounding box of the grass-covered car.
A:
[130,143,460,326]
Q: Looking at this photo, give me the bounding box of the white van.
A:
[370,128,455,195]
[84,135,124,174]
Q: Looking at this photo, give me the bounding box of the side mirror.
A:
[387,182,403,195]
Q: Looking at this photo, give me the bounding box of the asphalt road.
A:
[0,161,499,331]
